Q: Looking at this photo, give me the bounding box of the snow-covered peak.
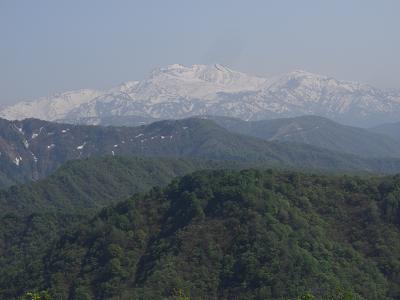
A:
[286,69,323,77]
[1,63,400,126]
[266,69,373,94]
[275,69,332,86]
[0,89,104,121]
[109,81,140,94]
[149,63,266,88]
[124,63,267,104]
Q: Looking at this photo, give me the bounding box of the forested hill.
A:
[4,169,400,299]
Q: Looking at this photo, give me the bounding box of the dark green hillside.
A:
[5,169,400,299]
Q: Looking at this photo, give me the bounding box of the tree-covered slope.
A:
[5,169,400,299]
[0,156,252,216]
[0,212,83,299]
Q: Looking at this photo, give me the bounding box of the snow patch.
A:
[12,123,24,134]
[23,140,29,149]
[14,156,22,166]
[31,127,44,139]
[76,142,86,150]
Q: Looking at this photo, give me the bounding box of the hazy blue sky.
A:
[1,0,400,106]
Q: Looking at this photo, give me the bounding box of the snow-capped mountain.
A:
[0,89,104,121]
[1,64,400,126]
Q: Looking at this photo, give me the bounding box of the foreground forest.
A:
[2,167,400,299]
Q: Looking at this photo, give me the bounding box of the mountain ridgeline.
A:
[2,64,400,127]
[3,117,400,188]
[90,114,400,158]
[2,169,400,299]
[205,115,400,158]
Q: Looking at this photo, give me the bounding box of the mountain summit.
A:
[1,64,400,126]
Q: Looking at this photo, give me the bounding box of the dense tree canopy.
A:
[2,169,400,299]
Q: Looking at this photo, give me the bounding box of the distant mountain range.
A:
[1,64,400,126]
[371,121,400,142]
[3,117,400,188]
[204,115,400,158]
[66,113,400,158]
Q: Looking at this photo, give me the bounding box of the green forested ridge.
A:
[3,169,400,299]
[0,155,249,216]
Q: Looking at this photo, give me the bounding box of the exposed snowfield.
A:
[1,64,400,126]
